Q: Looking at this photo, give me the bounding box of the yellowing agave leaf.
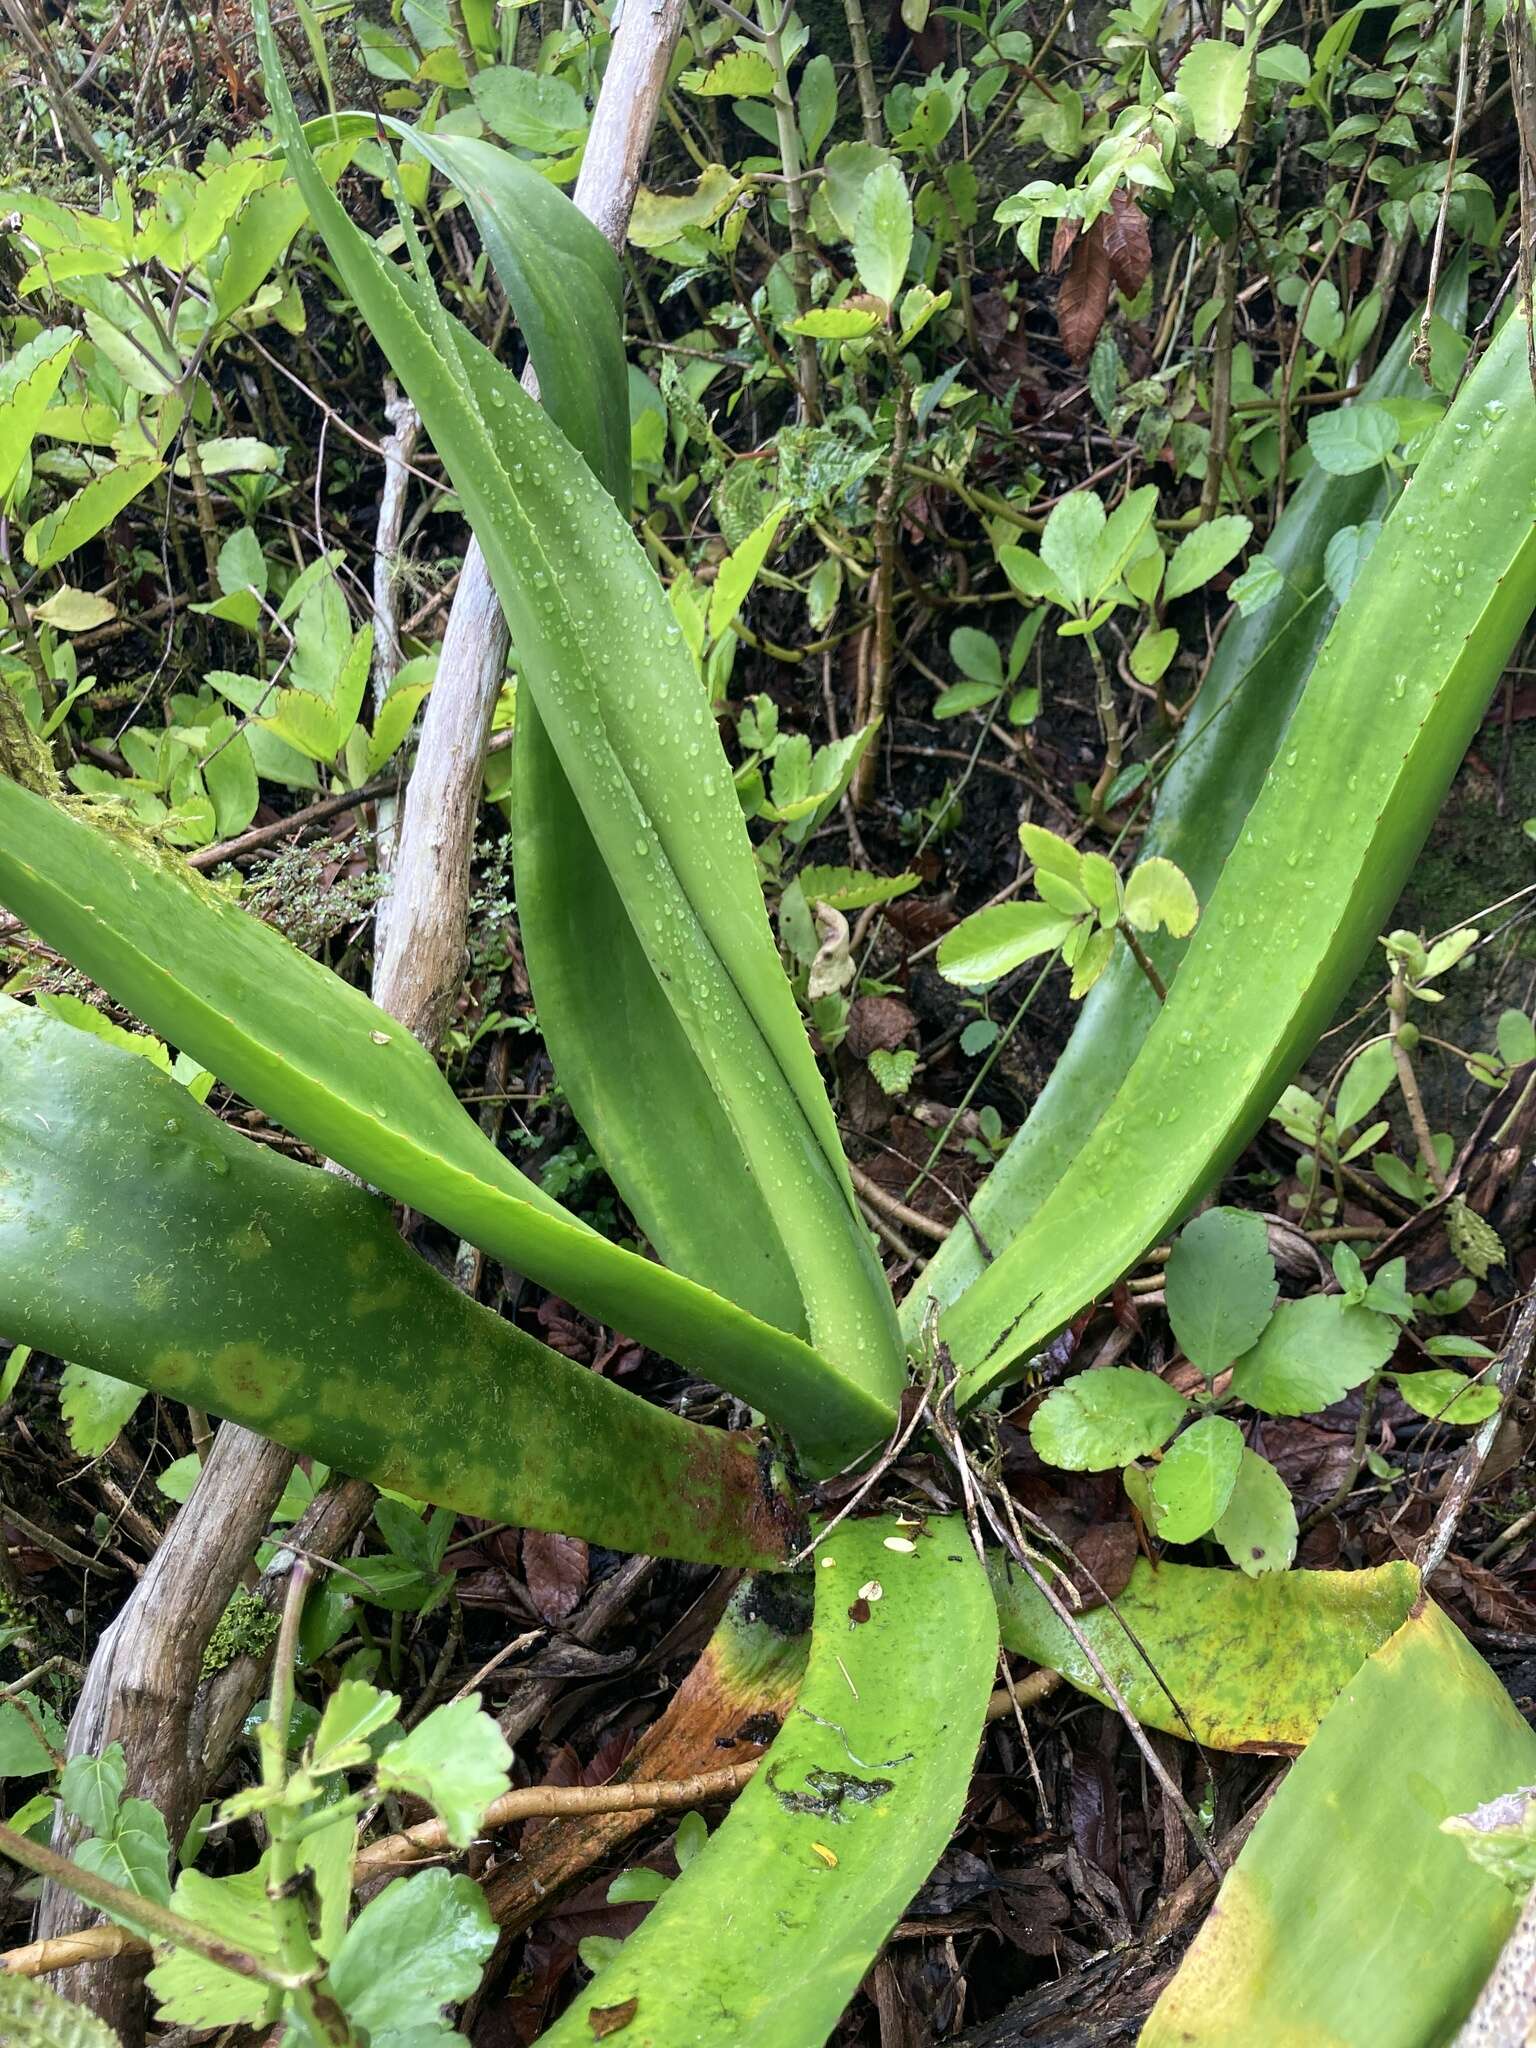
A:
[1142,1599,1536,2047]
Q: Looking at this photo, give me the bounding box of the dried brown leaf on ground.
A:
[525,1532,591,1623]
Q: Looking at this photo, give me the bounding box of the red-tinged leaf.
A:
[1049,215,1080,274]
[1058,221,1111,364]
[1103,190,1151,298]
[589,1998,639,2037]
[525,1530,590,1621]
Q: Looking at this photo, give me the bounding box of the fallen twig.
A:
[0,1763,762,1979]
[1418,1290,1536,1580]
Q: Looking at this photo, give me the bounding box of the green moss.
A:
[0,689,61,798]
[200,1588,279,1680]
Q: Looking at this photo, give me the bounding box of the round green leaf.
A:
[1165,1206,1278,1376]
[785,307,880,340]
[1163,514,1253,603]
[1213,1448,1298,1575]
[852,160,913,304]
[1121,856,1200,937]
[1151,1413,1245,1542]
[936,902,1074,986]
[1227,1295,1399,1416]
[1175,39,1249,146]
[1307,401,1399,476]
[1030,1368,1188,1471]
[1390,1370,1501,1426]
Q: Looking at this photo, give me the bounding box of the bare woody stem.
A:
[840,0,884,146]
[259,1562,365,2048]
[1086,630,1125,821]
[1388,961,1449,1194]
[851,354,913,806]
[762,5,822,419]
[356,1760,761,1874]
[2,1761,767,1981]
[1200,14,1260,522]
[1116,918,1169,1002]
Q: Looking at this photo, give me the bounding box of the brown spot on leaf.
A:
[589,1998,638,2038]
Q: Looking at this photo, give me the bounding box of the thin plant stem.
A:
[1389,961,1449,1194]
[1201,11,1260,521]
[840,0,883,143]
[761,4,821,418]
[1086,629,1125,820]
[1117,919,1169,1001]
[851,356,913,805]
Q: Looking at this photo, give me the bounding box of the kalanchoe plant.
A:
[937,820,1200,1001]
[4,7,1536,2039]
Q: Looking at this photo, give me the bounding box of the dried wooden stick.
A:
[847,1160,949,1245]
[355,1760,759,1876]
[378,0,688,1045]
[1419,1290,1536,1580]
[1,1763,760,1979]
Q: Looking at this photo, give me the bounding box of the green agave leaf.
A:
[993,1557,1419,1750]
[0,787,887,1471]
[255,5,903,1444]
[0,1971,125,2048]
[537,1516,996,2046]
[411,129,808,1338]
[386,129,629,502]
[905,268,1469,1330]
[0,998,798,1567]
[940,296,1536,1397]
[1141,1598,1536,2046]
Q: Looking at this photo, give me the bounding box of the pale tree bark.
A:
[37,3,687,2034]
[375,0,689,1048]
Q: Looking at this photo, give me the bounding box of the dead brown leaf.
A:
[846,994,917,1058]
[1049,215,1081,272]
[524,1530,590,1623]
[1103,191,1151,298]
[1058,220,1112,364]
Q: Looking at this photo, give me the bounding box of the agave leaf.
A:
[254,3,903,1435]
[386,129,629,503]
[940,303,1536,1397]
[905,266,1469,1329]
[0,788,892,1471]
[537,1515,996,2046]
[0,998,797,1567]
[410,130,807,1337]
[0,1971,123,2048]
[993,1557,1419,1750]
[1141,1598,1536,2047]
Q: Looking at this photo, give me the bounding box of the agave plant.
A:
[3,8,1536,2036]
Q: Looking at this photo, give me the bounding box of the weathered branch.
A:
[377,0,687,1045]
